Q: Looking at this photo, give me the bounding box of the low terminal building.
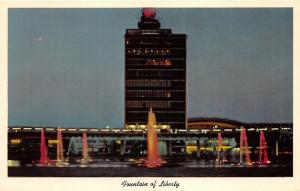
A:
[8,117,292,164]
[187,117,292,132]
[188,117,250,129]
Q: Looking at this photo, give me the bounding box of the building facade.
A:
[125,9,187,129]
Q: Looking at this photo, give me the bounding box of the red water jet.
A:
[259,130,270,164]
[82,132,89,160]
[239,127,252,165]
[40,128,48,164]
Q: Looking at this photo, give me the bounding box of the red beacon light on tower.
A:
[142,8,156,18]
[138,8,160,29]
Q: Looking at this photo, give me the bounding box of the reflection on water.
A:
[8,157,282,168]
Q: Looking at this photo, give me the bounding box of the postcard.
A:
[0,1,299,191]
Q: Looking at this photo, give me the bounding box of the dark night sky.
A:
[8,8,293,127]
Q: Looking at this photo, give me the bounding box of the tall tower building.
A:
[125,8,186,130]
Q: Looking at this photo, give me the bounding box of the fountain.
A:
[55,128,69,165]
[82,132,88,160]
[145,108,166,168]
[259,130,270,164]
[239,127,252,165]
[217,132,223,164]
[40,128,48,165]
[56,128,64,161]
[134,108,166,168]
[78,131,92,164]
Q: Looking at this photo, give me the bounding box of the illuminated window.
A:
[145,59,172,66]
[127,48,170,56]
[161,125,171,129]
[127,101,143,108]
[186,145,197,154]
[127,80,171,87]
[144,101,171,109]
[10,139,21,144]
[127,90,173,98]
[48,140,58,144]
[165,59,171,66]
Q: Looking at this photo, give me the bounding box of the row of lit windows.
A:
[127,90,171,98]
[126,80,171,87]
[128,69,184,71]
[127,58,185,61]
[126,101,172,109]
[126,59,185,69]
[127,71,185,79]
[145,59,172,66]
[126,112,185,121]
[125,124,171,130]
[127,48,170,55]
[127,110,185,114]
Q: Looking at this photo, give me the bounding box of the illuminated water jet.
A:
[82,132,88,160]
[40,128,48,165]
[259,130,270,164]
[56,128,67,165]
[239,127,252,165]
[77,131,92,163]
[135,108,166,168]
[217,132,223,165]
[145,108,166,168]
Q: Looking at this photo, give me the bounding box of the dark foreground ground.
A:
[8,166,293,177]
